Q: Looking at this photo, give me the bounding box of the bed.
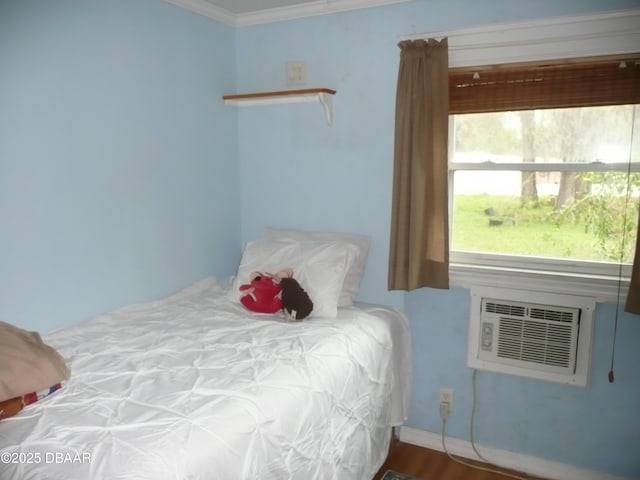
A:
[0,231,411,480]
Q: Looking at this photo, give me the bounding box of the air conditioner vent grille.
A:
[496,317,575,368]
[530,308,575,323]
[485,301,525,317]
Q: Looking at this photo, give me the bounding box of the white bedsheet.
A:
[0,278,411,480]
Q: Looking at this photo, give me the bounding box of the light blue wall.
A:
[235,1,640,478]
[235,0,640,311]
[0,0,240,332]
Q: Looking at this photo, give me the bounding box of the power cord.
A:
[440,418,532,480]
[439,370,544,480]
[469,368,492,464]
[609,108,636,384]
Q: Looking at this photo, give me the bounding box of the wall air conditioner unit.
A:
[468,287,595,386]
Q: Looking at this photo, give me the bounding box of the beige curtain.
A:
[388,38,449,291]
[625,208,640,314]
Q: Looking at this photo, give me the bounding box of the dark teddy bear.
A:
[280,277,313,321]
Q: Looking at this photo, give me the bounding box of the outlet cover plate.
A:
[439,388,454,410]
[286,61,307,86]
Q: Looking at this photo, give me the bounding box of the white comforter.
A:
[0,278,411,480]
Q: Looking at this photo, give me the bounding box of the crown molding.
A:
[165,0,413,27]
[164,0,236,25]
[235,0,412,27]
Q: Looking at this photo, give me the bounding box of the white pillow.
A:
[263,228,371,307]
[229,238,359,318]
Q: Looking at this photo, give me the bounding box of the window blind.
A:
[449,54,640,114]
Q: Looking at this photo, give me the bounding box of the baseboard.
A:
[399,426,630,480]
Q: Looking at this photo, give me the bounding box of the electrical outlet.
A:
[439,388,454,411]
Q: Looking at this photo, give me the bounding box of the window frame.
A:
[448,111,637,302]
[419,7,640,302]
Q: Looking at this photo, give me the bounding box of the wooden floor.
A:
[373,438,549,480]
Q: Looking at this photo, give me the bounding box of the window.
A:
[448,56,640,298]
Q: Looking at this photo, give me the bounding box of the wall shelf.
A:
[222,88,336,125]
